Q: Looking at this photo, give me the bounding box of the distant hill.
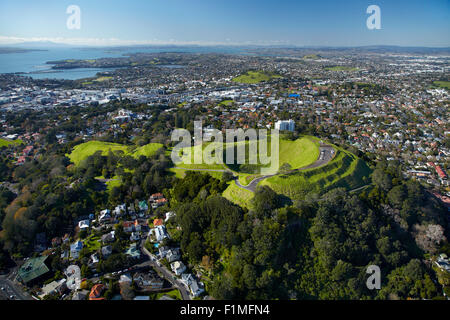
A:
[1,41,74,49]
[0,47,47,54]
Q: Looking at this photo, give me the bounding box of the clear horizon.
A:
[0,0,449,47]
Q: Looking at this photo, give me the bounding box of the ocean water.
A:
[0,46,245,80]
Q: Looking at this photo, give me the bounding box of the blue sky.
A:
[0,0,448,46]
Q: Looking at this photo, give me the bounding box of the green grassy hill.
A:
[432,81,450,90]
[222,181,254,209]
[68,140,163,166]
[172,136,320,180]
[232,71,282,84]
[260,147,371,200]
[0,138,23,148]
[325,66,359,72]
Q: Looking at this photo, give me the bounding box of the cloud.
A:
[0,35,291,47]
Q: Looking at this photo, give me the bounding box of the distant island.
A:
[0,47,47,54]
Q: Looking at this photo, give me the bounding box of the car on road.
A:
[9,295,15,299]
[1,287,5,291]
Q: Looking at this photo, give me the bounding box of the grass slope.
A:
[222,182,254,209]
[172,136,320,181]
[432,81,450,90]
[68,140,163,166]
[232,71,281,84]
[325,66,359,72]
[0,138,23,148]
[260,147,371,200]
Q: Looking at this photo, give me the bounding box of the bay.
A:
[0,46,246,80]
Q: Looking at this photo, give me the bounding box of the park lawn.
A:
[172,136,320,179]
[433,81,450,90]
[0,138,23,147]
[219,100,234,106]
[154,289,182,300]
[278,136,319,170]
[222,181,254,209]
[173,142,225,171]
[68,141,163,166]
[302,54,321,60]
[260,147,371,200]
[232,71,281,84]
[68,141,129,166]
[223,135,320,175]
[133,143,164,158]
[325,66,359,72]
[94,76,113,82]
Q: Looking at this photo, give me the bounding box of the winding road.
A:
[139,241,191,300]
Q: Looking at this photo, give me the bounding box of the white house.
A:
[113,204,126,216]
[70,241,83,259]
[181,273,205,297]
[170,261,186,276]
[153,225,169,242]
[99,209,111,222]
[78,220,90,230]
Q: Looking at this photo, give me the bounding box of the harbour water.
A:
[0,46,245,80]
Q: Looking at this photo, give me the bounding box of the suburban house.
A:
[151,198,168,209]
[133,271,164,290]
[181,273,205,297]
[99,209,111,222]
[149,193,164,201]
[138,200,148,212]
[78,219,90,230]
[123,220,141,233]
[70,241,83,259]
[170,261,186,276]
[153,219,164,227]
[125,243,141,260]
[435,254,450,272]
[113,204,126,217]
[151,225,169,243]
[101,231,115,243]
[166,248,181,263]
